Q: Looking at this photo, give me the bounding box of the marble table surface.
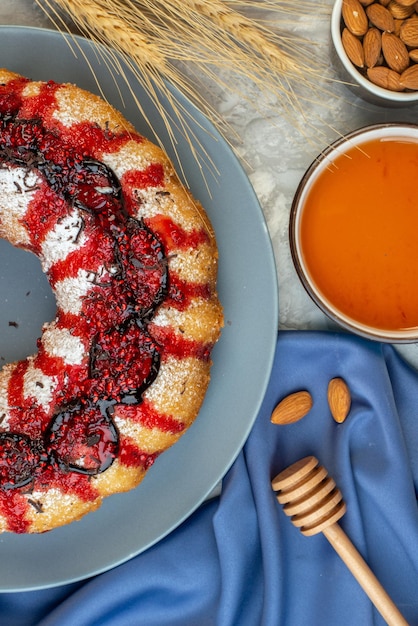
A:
[2,0,418,368]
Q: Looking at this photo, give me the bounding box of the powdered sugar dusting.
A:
[27,488,87,520]
[134,187,192,231]
[23,357,57,410]
[102,142,151,179]
[135,187,170,217]
[22,83,41,98]
[41,322,86,365]
[41,208,86,270]
[54,268,97,314]
[169,245,214,283]
[152,297,216,341]
[143,356,203,420]
[113,416,142,441]
[113,414,178,452]
[0,166,40,246]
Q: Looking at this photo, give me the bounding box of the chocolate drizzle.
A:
[44,401,119,476]
[0,433,46,490]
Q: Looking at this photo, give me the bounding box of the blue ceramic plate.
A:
[0,26,278,591]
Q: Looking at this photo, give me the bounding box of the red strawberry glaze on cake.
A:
[0,69,223,533]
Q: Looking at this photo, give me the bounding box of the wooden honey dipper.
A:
[272,456,409,626]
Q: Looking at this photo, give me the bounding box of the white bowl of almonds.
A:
[331,0,418,105]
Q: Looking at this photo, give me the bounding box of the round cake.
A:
[0,69,223,533]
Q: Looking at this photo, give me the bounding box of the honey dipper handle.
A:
[323,524,409,626]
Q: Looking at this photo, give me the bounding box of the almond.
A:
[388,0,415,18]
[367,3,396,31]
[327,378,351,424]
[395,0,416,6]
[364,27,382,66]
[381,31,410,71]
[394,18,405,36]
[400,16,418,47]
[400,63,418,88]
[367,65,403,89]
[342,0,369,36]
[359,0,375,4]
[408,47,418,61]
[271,390,313,426]
[342,27,365,67]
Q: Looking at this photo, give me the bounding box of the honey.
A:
[299,135,418,333]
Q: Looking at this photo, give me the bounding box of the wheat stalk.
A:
[35,0,335,163]
[152,0,315,76]
[131,0,326,89]
[36,0,234,185]
[130,0,331,126]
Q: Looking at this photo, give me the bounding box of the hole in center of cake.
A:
[0,240,56,363]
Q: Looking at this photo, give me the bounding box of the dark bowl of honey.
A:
[290,123,418,342]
